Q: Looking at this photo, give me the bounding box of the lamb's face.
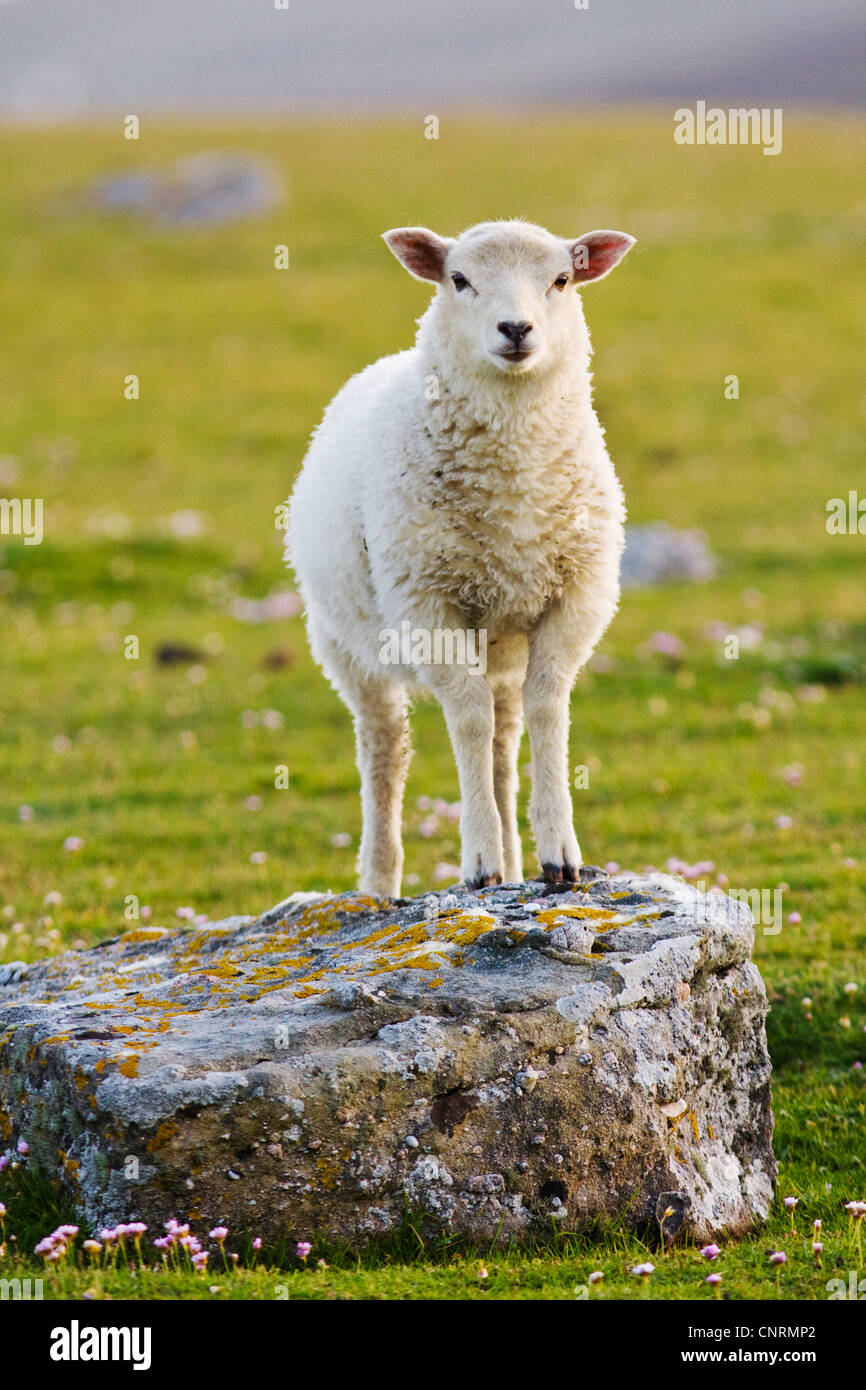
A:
[383,220,635,379]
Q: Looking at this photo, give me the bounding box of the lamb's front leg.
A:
[425,668,504,889]
[524,589,614,882]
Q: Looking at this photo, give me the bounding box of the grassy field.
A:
[0,112,864,1300]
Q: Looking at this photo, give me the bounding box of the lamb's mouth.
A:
[495,349,534,364]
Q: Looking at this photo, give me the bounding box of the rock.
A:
[0,872,775,1247]
[85,153,281,228]
[621,522,717,588]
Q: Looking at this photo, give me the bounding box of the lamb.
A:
[287,218,635,897]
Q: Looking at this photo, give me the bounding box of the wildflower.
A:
[0,1202,5,1218]
[813,1218,822,1231]
[175,907,195,921]
[844,982,858,995]
[477,1265,489,1280]
[700,1244,721,1260]
[252,1237,262,1252]
[83,1240,102,1256]
[632,1262,655,1277]
[604,862,620,875]
[296,1240,312,1261]
[0,1156,8,1172]
[648,631,684,660]
[209,1226,229,1242]
[768,1251,787,1265]
[16,1139,29,1155]
[63,836,84,852]
[330,832,351,848]
[705,1273,722,1288]
[774,815,793,830]
[250,851,267,865]
[787,912,801,925]
[783,1196,798,1208]
[588,1271,604,1284]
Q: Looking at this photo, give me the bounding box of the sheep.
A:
[287,218,635,897]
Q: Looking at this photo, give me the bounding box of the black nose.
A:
[497,319,532,346]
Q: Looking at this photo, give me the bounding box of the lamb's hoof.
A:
[541,861,578,884]
[465,871,503,890]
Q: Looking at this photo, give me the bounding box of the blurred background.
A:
[1,0,865,116]
[0,0,863,1077]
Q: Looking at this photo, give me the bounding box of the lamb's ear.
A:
[568,230,636,284]
[382,227,455,283]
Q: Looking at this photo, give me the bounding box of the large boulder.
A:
[0,870,775,1247]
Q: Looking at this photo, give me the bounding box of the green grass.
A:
[0,112,865,1300]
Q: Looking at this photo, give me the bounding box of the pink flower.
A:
[787,911,801,925]
[700,1244,721,1260]
[0,1156,9,1172]
[252,1237,262,1251]
[768,1251,787,1266]
[296,1240,313,1260]
[774,815,793,831]
[812,1242,823,1254]
[16,1139,29,1155]
[631,1262,654,1277]
[604,861,620,875]
[63,835,84,852]
[648,631,684,660]
[705,1273,722,1287]
[209,1226,228,1242]
[783,1196,798,1209]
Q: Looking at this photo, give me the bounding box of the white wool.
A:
[288,219,635,896]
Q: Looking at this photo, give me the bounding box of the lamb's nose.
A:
[497,319,532,346]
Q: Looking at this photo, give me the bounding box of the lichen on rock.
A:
[0,868,775,1246]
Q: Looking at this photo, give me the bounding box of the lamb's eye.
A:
[553,272,570,290]
[451,272,471,292]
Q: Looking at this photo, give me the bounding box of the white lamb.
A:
[288,218,635,896]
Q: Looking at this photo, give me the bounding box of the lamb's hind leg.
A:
[352,679,411,898]
[314,632,410,898]
[492,680,524,884]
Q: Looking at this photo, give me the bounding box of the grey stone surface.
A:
[621,522,717,588]
[0,870,775,1247]
[86,153,281,227]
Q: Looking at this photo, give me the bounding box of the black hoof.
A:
[465,871,503,890]
[541,861,578,884]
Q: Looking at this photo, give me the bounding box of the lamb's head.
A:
[383,219,635,378]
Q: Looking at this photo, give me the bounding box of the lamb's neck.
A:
[417,350,593,459]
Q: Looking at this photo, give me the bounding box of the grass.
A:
[0,111,864,1300]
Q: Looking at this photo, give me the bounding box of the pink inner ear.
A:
[572,232,634,282]
[387,231,448,283]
